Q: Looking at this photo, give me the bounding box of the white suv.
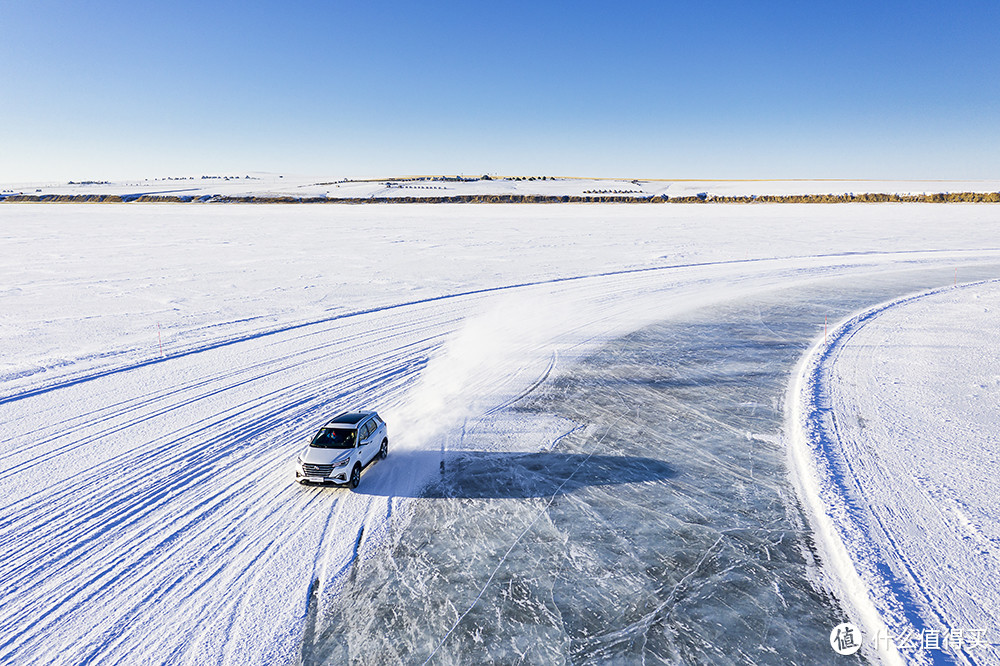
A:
[295,412,388,488]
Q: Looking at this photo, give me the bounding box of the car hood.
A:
[300,447,353,465]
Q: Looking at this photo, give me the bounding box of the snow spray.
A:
[386,293,570,454]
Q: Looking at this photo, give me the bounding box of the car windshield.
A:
[310,427,356,449]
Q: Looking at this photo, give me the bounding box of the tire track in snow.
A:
[0,306,456,664]
[4,271,624,664]
[4,248,994,407]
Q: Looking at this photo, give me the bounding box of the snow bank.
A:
[789,280,1000,666]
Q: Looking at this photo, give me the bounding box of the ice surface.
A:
[302,267,1000,665]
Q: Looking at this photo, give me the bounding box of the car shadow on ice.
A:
[353,449,676,499]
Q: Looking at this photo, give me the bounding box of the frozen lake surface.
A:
[303,266,1000,665]
[3,204,1000,665]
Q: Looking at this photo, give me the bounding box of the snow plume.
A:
[387,293,569,452]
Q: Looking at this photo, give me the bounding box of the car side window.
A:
[360,422,372,440]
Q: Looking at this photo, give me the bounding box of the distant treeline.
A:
[3,192,1000,204]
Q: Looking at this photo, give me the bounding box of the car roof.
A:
[325,411,375,426]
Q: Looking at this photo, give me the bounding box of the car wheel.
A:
[349,463,362,489]
[379,438,388,460]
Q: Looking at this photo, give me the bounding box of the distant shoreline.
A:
[3,192,1000,204]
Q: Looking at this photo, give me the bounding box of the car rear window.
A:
[310,428,356,449]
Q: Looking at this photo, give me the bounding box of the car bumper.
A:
[296,469,350,484]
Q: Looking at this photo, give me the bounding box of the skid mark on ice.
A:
[581,534,727,658]
[297,577,322,666]
[484,351,557,417]
[421,389,632,664]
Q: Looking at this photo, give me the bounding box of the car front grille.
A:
[302,463,336,477]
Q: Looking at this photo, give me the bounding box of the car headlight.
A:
[333,459,350,468]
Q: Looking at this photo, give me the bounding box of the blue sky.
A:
[2,0,998,181]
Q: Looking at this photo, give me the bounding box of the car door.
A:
[358,420,376,465]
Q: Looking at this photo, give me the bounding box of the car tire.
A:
[349,463,362,489]
[379,438,388,460]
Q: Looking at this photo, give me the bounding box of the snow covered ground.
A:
[3,174,1000,200]
[791,281,1000,666]
[2,203,1000,664]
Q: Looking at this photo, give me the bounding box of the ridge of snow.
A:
[788,280,1000,666]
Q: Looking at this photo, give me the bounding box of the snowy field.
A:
[4,174,1000,201]
[791,281,1000,666]
[2,203,1000,664]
